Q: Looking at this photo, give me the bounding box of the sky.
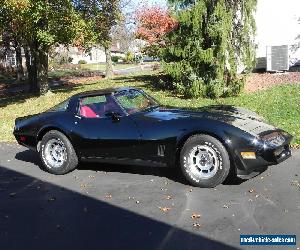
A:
[148,0,167,7]
[135,0,167,7]
[256,0,300,57]
[128,0,167,12]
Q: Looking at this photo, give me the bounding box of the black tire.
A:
[39,130,78,175]
[180,134,230,188]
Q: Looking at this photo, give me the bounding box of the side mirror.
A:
[105,111,120,122]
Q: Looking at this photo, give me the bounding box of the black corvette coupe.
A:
[14,87,292,187]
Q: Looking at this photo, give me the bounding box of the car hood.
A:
[146,105,277,137]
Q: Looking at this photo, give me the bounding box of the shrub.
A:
[124,52,134,63]
[161,0,256,98]
[78,60,87,64]
[112,56,121,63]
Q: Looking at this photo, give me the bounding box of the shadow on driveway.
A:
[15,149,247,186]
[0,164,239,250]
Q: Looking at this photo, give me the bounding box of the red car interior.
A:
[80,98,122,118]
[80,105,99,118]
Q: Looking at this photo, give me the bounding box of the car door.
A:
[130,111,178,165]
[73,94,140,160]
[114,89,177,166]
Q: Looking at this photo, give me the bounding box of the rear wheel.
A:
[40,130,78,175]
[180,134,230,188]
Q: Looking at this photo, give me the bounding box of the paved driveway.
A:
[0,143,299,250]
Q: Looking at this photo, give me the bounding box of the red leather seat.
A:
[80,105,98,118]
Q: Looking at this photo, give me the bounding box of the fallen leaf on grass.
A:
[159,207,171,213]
[191,213,201,219]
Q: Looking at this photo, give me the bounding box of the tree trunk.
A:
[105,47,113,78]
[36,47,49,95]
[25,47,38,93]
[15,43,24,82]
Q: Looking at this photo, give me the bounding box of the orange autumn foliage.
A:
[135,7,178,45]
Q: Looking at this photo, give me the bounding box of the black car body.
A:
[14,87,293,186]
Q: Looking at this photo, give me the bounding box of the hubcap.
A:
[186,145,219,179]
[44,138,67,168]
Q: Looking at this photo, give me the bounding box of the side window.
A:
[79,95,123,118]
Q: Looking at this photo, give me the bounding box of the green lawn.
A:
[80,63,142,71]
[49,63,154,79]
[0,71,299,146]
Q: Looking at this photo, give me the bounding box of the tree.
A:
[163,0,257,98]
[111,20,135,53]
[0,1,28,82]
[0,0,88,95]
[135,6,178,57]
[74,0,121,78]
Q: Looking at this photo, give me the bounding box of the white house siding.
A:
[255,0,300,66]
[70,47,106,64]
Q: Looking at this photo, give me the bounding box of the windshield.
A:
[115,89,159,114]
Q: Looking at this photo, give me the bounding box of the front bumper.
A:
[234,134,293,178]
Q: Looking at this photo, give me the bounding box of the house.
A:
[67,42,125,64]
[67,46,106,64]
[255,0,300,69]
[110,42,125,59]
[0,47,26,68]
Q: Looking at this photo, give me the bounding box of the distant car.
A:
[14,87,293,187]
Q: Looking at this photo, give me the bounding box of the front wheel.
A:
[40,130,78,175]
[180,134,230,188]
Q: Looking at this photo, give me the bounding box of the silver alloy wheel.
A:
[44,138,67,168]
[187,145,219,179]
